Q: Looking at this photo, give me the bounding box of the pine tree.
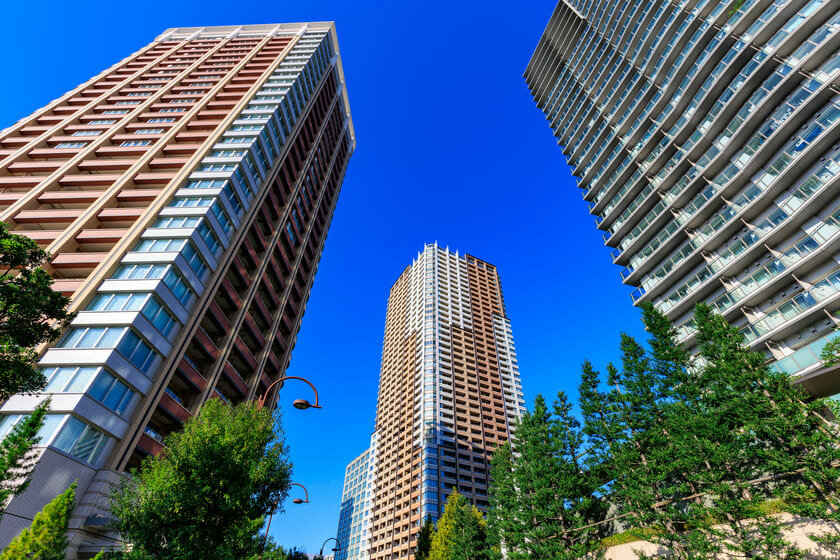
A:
[0,399,49,519]
[487,442,516,558]
[0,481,76,560]
[415,515,434,560]
[689,303,835,558]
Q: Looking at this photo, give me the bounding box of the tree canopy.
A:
[489,303,840,559]
[0,481,76,560]
[0,221,73,400]
[111,399,292,560]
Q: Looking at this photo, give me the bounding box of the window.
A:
[43,366,100,393]
[88,119,116,125]
[220,184,244,218]
[159,108,186,113]
[117,330,157,373]
[169,98,195,104]
[114,263,168,280]
[182,242,209,280]
[211,149,246,157]
[88,370,134,415]
[170,196,213,208]
[55,142,87,148]
[147,118,175,123]
[142,297,178,337]
[211,202,233,233]
[102,110,129,115]
[164,268,194,307]
[72,130,102,136]
[198,222,222,256]
[115,101,140,105]
[134,128,164,134]
[59,326,125,349]
[0,414,62,443]
[153,216,200,229]
[199,163,236,172]
[125,92,151,97]
[134,238,186,252]
[53,417,108,464]
[89,292,148,312]
[120,140,151,147]
[186,179,227,190]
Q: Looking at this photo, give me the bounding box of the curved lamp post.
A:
[256,375,321,410]
[260,482,310,559]
[319,537,341,557]
[289,482,310,504]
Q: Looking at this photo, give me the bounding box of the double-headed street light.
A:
[256,375,322,410]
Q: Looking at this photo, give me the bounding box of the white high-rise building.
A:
[527,0,840,397]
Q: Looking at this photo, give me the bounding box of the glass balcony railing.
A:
[772,331,835,375]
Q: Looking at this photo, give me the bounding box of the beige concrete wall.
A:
[604,514,840,559]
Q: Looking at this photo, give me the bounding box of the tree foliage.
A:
[0,399,49,519]
[488,394,603,559]
[0,222,73,400]
[0,481,76,560]
[489,303,840,559]
[254,541,308,560]
[429,491,492,560]
[111,399,292,560]
[415,515,434,560]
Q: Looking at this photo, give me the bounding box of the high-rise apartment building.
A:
[526,0,840,396]
[336,440,377,560]
[0,22,354,556]
[336,244,525,560]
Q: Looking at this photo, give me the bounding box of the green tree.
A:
[0,222,73,400]
[490,394,603,560]
[249,540,308,560]
[0,481,76,560]
[111,399,292,560]
[819,334,840,366]
[415,514,434,560]
[429,491,492,560]
[0,399,50,519]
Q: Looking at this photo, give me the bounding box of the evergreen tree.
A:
[415,515,434,560]
[0,399,49,518]
[111,400,292,560]
[487,442,516,558]
[489,394,603,559]
[429,491,492,560]
[0,481,76,560]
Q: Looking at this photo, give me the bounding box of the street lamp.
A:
[256,375,321,410]
[289,482,310,504]
[260,482,310,559]
[319,537,341,557]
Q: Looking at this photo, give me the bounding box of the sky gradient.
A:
[0,0,648,554]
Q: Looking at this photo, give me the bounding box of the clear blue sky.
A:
[1,0,647,554]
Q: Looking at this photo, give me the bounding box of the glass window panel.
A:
[103,382,129,411]
[88,372,113,402]
[53,417,85,452]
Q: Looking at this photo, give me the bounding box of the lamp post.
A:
[319,537,341,558]
[256,375,321,410]
[260,482,310,559]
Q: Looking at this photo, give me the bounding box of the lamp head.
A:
[292,399,312,410]
[293,498,304,504]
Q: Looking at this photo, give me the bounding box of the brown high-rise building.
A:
[335,244,525,560]
[0,23,354,556]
